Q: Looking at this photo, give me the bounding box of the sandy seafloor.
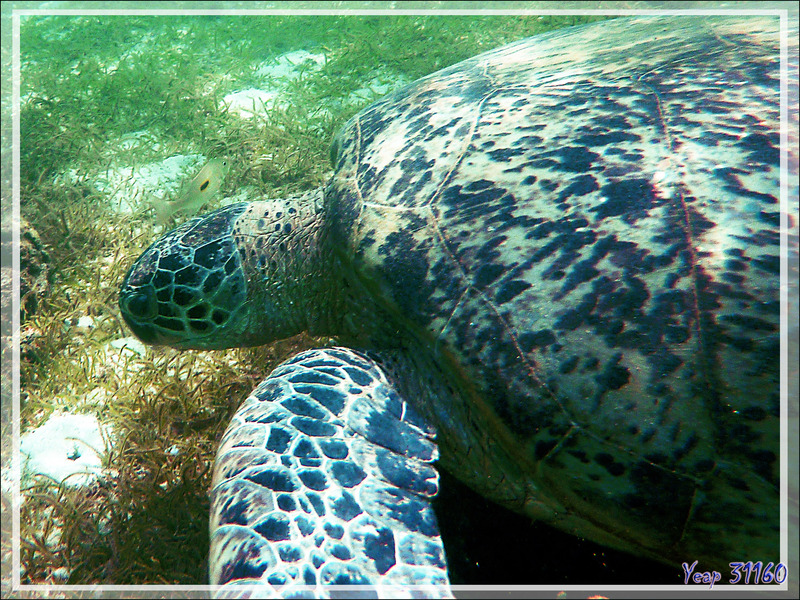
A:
[2,1,798,598]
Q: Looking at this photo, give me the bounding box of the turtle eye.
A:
[123,288,157,320]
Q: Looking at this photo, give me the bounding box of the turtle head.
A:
[119,203,257,350]
[120,192,334,350]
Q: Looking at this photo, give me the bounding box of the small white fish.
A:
[155,158,229,224]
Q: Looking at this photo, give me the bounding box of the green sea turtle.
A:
[119,15,788,595]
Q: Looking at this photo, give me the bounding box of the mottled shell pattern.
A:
[324,15,788,567]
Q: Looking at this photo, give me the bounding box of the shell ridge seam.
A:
[422,75,492,209]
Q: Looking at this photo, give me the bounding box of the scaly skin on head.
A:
[119,189,344,350]
[229,189,345,345]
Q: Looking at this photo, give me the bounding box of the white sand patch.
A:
[118,129,162,152]
[19,412,111,488]
[102,336,148,373]
[59,153,207,215]
[62,315,96,331]
[109,336,147,357]
[221,50,327,121]
[255,49,326,81]
[220,88,279,120]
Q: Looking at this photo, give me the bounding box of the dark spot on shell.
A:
[752,254,779,274]
[575,130,640,147]
[720,314,777,332]
[518,330,556,352]
[591,178,656,221]
[556,146,600,173]
[474,264,505,288]
[559,356,579,374]
[495,280,531,304]
[739,132,779,165]
[595,452,626,476]
[557,174,599,201]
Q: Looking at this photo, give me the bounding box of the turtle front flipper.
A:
[209,348,452,598]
